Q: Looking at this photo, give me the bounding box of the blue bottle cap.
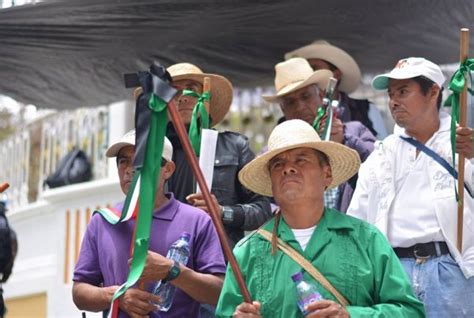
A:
[291,271,304,282]
[181,232,191,240]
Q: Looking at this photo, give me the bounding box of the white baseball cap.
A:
[106,129,173,162]
[372,57,445,90]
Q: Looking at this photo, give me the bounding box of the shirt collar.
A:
[114,192,179,222]
[153,192,179,221]
[394,110,451,138]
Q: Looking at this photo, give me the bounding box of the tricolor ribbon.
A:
[313,77,338,140]
[444,58,474,201]
[97,64,177,318]
[182,90,211,156]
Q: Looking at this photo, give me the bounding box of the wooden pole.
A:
[167,99,252,303]
[457,28,469,252]
[203,77,211,114]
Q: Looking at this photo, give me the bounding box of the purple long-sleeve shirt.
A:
[73,193,226,318]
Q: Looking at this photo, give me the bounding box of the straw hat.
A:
[262,58,332,103]
[238,119,360,197]
[284,40,361,94]
[167,63,233,126]
[106,129,173,162]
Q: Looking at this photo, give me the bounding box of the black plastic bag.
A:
[45,148,92,188]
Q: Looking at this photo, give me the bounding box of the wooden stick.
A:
[457,28,469,252]
[0,182,9,193]
[203,77,211,114]
[168,100,252,303]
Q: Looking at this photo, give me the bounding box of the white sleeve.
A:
[346,153,375,222]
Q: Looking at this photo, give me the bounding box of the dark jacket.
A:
[167,125,272,247]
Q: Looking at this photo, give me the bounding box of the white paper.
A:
[196,129,218,193]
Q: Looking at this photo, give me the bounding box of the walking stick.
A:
[168,97,252,303]
[0,182,9,193]
[457,28,469,252]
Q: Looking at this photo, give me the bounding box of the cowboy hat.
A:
[238,119,360,197]
[284,40,361,94]
[167,63,233,126]
[106,129,173,162]
[262,58,333,103]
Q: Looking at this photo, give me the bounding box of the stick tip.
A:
[461,28,469,32]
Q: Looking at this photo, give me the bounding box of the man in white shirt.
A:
[347,57,474,317]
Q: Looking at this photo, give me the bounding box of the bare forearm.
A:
[172,267,224,305]
[72,282,118,312]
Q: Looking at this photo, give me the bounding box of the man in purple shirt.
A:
[72,130,226,318]
[263,57,375,212]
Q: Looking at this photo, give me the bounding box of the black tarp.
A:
[0,0,473,109]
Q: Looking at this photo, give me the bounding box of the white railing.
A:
[38,107,110,200]
[0,130,30,208]
[0,107,110,210]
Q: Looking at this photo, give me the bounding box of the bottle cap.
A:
[181,232,191,240]
[291,271,303,282]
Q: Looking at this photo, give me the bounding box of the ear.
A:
[322,164,333,188]
[161,161,176,181]
[429,85,440,101]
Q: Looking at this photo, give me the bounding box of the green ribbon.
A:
[444,58,474,202]
[183,90,211,156]
[312,102,333,141]
[110,93,168,302]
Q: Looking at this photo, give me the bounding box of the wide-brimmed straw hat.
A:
[106,129,173,162]
[238,119,360,197]
[262,58,332,103]
[284,40,361,94]
[167,63,233,126]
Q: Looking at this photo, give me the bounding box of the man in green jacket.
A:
[215,119,425,317]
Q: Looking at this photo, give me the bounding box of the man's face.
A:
[269,148,332,206]
[116,145,135,194]
[387,79,439,129]
[172,79,204,125]
[279,85,323,124]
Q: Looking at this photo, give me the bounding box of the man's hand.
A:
[456,126,474,159]
[305,300,349,318]
[118,288,161,318]
[318,114,344,144]
[232,301,262,318]
[134,251,173,283]
[186,192,222,214]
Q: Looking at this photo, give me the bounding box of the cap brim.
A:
[105,141,134,157]
[238,141,360,197]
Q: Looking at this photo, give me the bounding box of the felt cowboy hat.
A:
[106,129,173,162]
[284,40,361,94]
[167,63,233,126]
[262,58,333,103]
[238,119,360,197]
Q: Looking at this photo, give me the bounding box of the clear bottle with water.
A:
[291,271,323,316]
[152,232,191,312]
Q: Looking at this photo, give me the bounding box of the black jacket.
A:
[167,125,272,247]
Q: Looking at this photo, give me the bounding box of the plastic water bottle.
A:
[291,271,323,316]
[152,232,191,312]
